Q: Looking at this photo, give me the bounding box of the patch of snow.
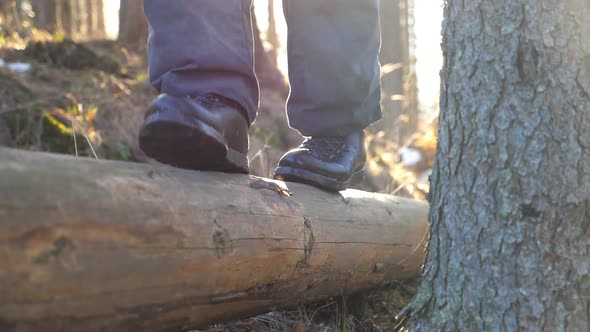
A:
[0,58,32,72]
[6,62,32,73]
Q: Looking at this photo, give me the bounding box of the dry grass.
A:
[0,37,155,160]
[197,280,418,332]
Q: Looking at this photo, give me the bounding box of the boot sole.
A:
[139,119,249,174]
[274,166,365,192]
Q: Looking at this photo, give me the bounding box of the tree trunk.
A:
[117,0,148,45]
[0,0,14,26]
[374,0,418,145]
[75,0,88,37]
[400,0,419,142]
[84,0,106,39]
[375,0,406,143]
[266,0,279,66]
[0,148,428,332]
[95,0,105,37]
[32,0,59,33]
[58,0,74,37]
[14,0,22,26]
[0,0,10,16]
[252,6,288,97]
[85,0,96,36]
[410,0,590,330]
[68,0,79,36]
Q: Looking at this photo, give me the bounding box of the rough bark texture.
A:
[410,0,590,331]
[0,148,428,332]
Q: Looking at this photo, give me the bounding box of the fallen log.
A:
[0,147,429,332]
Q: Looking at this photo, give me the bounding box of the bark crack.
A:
[297,216,315,268]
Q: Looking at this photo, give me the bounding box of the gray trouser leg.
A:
[283,0,382,136]
[143,0,258,123]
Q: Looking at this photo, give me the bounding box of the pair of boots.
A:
[138,93,365,192]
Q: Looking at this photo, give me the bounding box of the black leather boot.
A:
[274,132,366,192]
[139,93,250,173]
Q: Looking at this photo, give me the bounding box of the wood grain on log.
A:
[0,148,428,332]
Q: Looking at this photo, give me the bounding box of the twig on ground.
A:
[67,114,99,159]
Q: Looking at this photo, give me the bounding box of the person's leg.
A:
[140,0,257,173]
[274,0,382,191]
[143,0,258,122]
[283,0,382,137]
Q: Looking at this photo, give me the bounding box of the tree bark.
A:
[0,0,10,17]
[266,0,279,66]
[96,0,105,37]
[0,0,14,26]
[85,0,95,35]
[410,0,590,330]
[252,6,288,97]
[375,0,406,143]
[58,0,74,37]
[0,147,428,332]
[373,0,418,145]
[400,0,419,142]
[32,0,59,33]
[117,0,148,45]
[68,0,79,36]
[84,0,104,38]
[75,0,88,37]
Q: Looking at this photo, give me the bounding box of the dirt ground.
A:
[0,36,433,331]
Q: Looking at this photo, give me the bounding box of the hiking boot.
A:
[139,93,249,173]
[274,131,366,191]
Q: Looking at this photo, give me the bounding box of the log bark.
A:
[0,148,428,332]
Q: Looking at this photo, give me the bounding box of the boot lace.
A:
[195,93,244,111]
[302,136,349,162]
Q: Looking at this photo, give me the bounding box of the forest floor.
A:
[0,33,434,331]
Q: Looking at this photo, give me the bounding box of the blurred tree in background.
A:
[0,0,22,32]
[117,0,145,45]
[26,0,105,38]
[376,0,418,145]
